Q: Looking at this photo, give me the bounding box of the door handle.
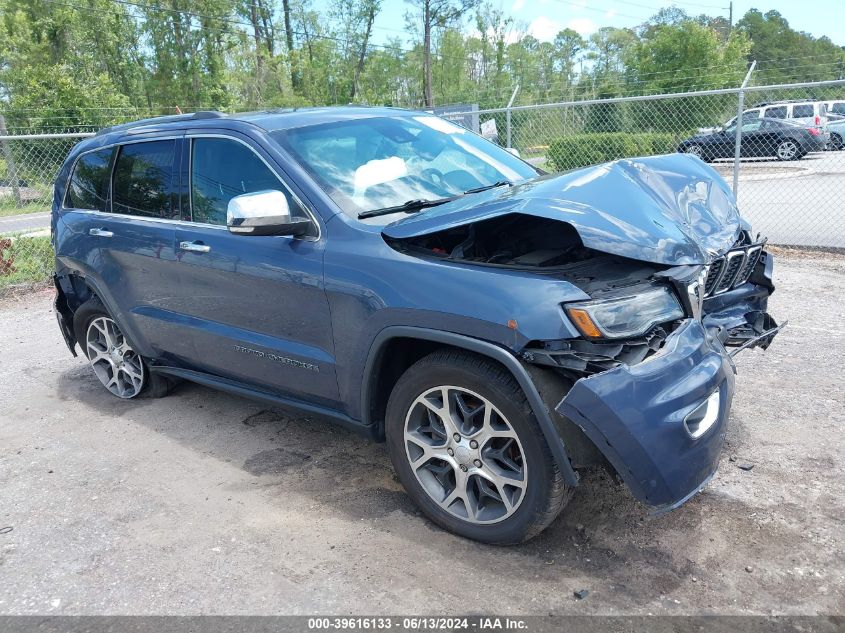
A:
[89,228,113,238]
[179,241,211,253]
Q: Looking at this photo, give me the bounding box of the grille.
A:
[704,243,765,297]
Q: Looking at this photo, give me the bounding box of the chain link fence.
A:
[444,78,845,251]
[2,78,845,292]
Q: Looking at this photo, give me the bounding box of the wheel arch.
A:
[361,326,580,486]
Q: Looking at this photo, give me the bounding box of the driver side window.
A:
[189,137,301,225]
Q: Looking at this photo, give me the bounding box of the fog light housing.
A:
[684,390,720,439]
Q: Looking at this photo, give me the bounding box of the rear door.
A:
[167,133,339,407]
[104,137,191,361]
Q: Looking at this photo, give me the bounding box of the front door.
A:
[166,134,339,408]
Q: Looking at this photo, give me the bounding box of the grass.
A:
[0,234,53,289]
[0,184,53,217]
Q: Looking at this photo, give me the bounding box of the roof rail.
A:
[96,111,227,136]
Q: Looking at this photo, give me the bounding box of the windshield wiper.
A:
[462,180,512,195]
[357,196,455,219]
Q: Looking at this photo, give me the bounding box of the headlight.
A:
[565,285,684,339]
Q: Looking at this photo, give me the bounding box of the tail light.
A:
[815,115,821,125]
[808,127,820,136]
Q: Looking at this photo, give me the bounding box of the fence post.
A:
[505,85,519,149]
[0,115,22,208]
[732,61,756,195]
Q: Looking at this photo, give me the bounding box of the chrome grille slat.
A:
[733,246,762,287]
[714,251,745,293]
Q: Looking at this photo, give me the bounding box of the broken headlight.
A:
[565,285,684,339]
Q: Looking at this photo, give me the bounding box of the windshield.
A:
[271,115,537,220]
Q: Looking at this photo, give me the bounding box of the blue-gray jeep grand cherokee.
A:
[51,107,782,543]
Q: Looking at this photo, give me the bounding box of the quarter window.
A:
[112,140,177,218]
[791,104,813,118]
[190,138,296,225]
[65,148,114,211]
[764,106,787,119]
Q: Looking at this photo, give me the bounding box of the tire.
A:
[72,296,173,399]
[830,133,843,151]
[776,139,799,161]
[385,349,572,544]
[683,144,706,161]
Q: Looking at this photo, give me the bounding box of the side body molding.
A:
[361,326,580,487]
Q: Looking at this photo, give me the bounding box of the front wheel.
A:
[385,350,572,544]
[830,133,843,151]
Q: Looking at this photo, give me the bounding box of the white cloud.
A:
[528,16,562,41]
[566,17,596,36]
[511,0,525,12]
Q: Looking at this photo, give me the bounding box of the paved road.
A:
[0,252,843,615]
[0,212,50,234]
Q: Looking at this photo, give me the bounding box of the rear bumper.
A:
[556,319,735,508]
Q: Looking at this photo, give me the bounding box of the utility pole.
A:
[728,1,733,30]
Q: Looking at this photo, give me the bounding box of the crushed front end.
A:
[523,236,782,511]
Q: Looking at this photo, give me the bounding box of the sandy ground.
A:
[0,251,843,616]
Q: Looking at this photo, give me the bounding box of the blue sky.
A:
[316,0,844,46]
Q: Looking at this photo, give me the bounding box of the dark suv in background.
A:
[52,107,781,543]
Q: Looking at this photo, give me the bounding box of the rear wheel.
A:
[73,297,172,399]
[830,133,843,151]
[776,139,799,161]
[385,350,572,544]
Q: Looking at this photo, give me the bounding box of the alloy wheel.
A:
[86,316,145,398]
[777,140,798,160]
[403,385,527,524]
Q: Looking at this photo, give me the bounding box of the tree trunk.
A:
[423,0,433,107]
[250,3,264,76]
[282,0,300,90]
[352,6,376,100]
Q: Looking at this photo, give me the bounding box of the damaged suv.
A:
[52,107,782,543]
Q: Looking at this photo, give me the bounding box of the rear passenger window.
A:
[112,140,177,218]
[832,103,845,115]
[65,148,114,211]
[792,104,813,118]
[765,106,786,119]
[190,137,298,225]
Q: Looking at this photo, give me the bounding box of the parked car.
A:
[822,99,845,118]
[826,116,845,150]
[678,117,825,161]
[52,108,781,543]
[719,100,830,144]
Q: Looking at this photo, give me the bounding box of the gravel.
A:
[0,250,843,615]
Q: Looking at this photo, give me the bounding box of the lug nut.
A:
[453,433,461,442]
[460,464,468,472]
[447,448,454,456]
[473,459,482,468]
[469,440,478,449]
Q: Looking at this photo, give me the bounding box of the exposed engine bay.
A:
[387,212,781,378]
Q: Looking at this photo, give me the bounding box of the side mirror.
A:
[227,190,311,237]
[505,147,521,158]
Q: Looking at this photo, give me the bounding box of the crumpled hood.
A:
[382,153,741,266]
